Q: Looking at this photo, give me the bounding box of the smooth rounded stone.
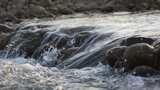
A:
[124,43,156,71]
[132,66,160,77]
[120,36,155,46]
[0,24,14,33]
[102,46,127,67]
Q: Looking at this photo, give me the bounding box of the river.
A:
[1,12,160,90]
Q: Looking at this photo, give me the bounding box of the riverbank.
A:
[1,0,160,23]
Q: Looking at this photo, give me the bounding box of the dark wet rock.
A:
[132,66,160,77]
[124,43,156,71]
[58,48,106,69]
[32,42,78,65]
[120,36,155,46]
[102,46,127,67]
[32,30,99,67]
[59,47,80,61]
[0,24,14,33]
[61,47,79,55]
[56,36,70,49]
[57,38,122,69]
[18,36,42,57]
[74,32,93,47]
[32,43,79,66]
[31,43,54,59]
[8,30,47,57]
[0,33,10,50]
[60,26,95,35]
[41,32,70,49]
[114,61,127,69]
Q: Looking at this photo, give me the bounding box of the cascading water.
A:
[1,12,160,90]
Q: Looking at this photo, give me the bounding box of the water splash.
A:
[1,12,160,90]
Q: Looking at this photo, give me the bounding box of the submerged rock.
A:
[132,66,160,77]
[60,26,95,35]
[74,32,93,47]
[120,36,155,46]
[60,47,80,60]
[8,30,47,57]
[124,43,156,71]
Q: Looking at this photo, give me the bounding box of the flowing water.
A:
[1,12,160,90]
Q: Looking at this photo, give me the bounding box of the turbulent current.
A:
[1,12,160,90]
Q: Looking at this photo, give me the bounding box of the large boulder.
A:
[124,43,156,71]
[102,46,127,67]
[120,36,155,46]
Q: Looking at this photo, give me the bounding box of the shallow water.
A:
[1,12,160,90]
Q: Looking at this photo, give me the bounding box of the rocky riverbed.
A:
[0,12,160,89]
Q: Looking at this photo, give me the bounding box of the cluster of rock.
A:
[1,0,160,23]
[0,23,102,67]
[102,36,160,77]
[1,23,160,77]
